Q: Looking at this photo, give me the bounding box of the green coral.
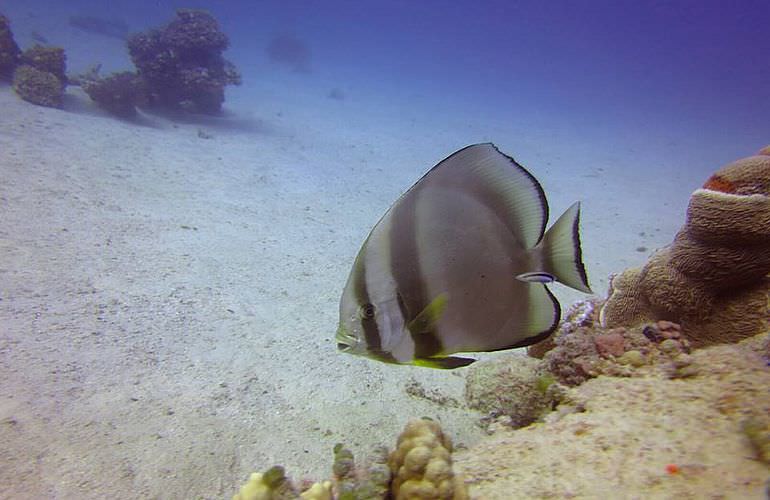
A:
[535,373,556,394]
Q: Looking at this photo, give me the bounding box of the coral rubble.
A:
[127,9,241,114]
[464,354,555,429]
[0,12,20,79]
[600,147,770,346]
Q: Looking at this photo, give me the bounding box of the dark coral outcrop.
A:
[0,13,20,79]
[13,65,63,107]
[82,71,145,118]
[20,45,66,87]
[127,9,240,114]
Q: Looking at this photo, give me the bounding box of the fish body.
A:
[336,143,591,368]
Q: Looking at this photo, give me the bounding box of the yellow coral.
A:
[232,472,271,500]
[232,466,298,500]
[389,418,468,500]
[299,481,332,500]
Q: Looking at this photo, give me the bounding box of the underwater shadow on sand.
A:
[61,92,163,129]
[60,90,274,134]
[138,106,278,135]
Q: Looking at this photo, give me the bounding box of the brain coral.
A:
[600,147,770,346]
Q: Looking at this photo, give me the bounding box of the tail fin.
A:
[538,202,592,293]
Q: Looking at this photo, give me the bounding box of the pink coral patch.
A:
[594,332,626,358]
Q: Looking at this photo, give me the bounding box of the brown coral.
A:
[20,44,66,87]
[127,9,240,114]
[82,71,145,117]
[600,147,770,347]
[389,418,468,500]
[12,64,63,108]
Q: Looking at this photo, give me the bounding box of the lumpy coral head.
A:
[389,418,469,500]
[163,9,229,52]
[12,64,63,108]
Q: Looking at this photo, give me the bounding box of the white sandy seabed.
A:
[0,72,763,499]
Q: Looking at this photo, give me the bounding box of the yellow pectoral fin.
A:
[407,293,449,334]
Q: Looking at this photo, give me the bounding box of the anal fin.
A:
[413,356,475,369]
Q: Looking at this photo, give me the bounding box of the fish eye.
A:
[359,303,376,320]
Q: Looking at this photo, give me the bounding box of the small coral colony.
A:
[2,7,769,500]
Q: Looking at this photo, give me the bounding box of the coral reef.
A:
[232,419,467,499]
[528,298,601,359]
[12,64,63,108]
[453,331,770,498]
[0,13,20,80]
[127,9,241,114]
[464,354,556,429]
[542,320,696,386]
[81,71,145,118]
[600,147,770,346]
[20,45,66,87]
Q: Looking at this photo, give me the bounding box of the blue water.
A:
[5,0,769,161]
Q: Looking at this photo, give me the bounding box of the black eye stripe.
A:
[352,254,382,351]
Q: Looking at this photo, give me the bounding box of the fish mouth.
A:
[335,324,359,352]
